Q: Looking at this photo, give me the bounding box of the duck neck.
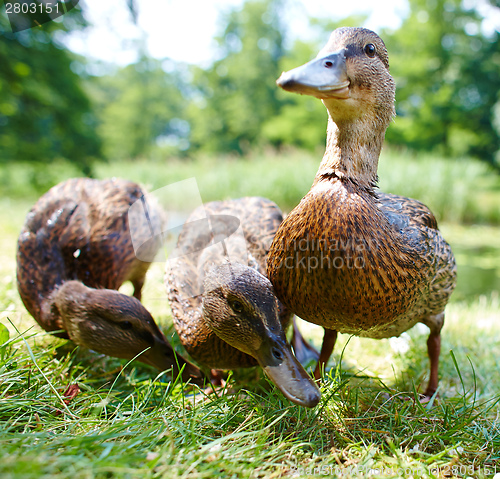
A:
[37,281,89,336]
[315,114,385,191]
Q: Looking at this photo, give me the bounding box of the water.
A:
[442,224,500,302]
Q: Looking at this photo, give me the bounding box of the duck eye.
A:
[120,321,133,330]
[364,43,376,57]
[229,299,244,313]
[271,347,284,361]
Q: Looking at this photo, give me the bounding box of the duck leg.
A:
[131,275,145,301]
[291,317,320,365]
[422,312,444,399]
[423,331,440,398]
[313,328,338,380]
[210,369,225,386]
[130,262,151,300]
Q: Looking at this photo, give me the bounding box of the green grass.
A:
[378,149,500,225]
[1,147,499,224]
[1,154,500,478]
[100,148,500,226]
[1,296,500,478]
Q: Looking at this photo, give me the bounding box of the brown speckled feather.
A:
[268,27,456,395]
[17,178,163,336]
[166,197,291,369]
[271,180,443,335]
[269,179,456,339]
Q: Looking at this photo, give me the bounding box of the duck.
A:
[267,27,457,398]
[165,196,321,407]
[17,177,204,383]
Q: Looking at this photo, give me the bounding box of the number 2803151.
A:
[5,2,60,14]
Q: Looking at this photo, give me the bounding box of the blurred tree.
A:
[384,0,500,165]
[0,10,101,174]
[261,38,327,150]
[188,0,286,153]
[90,56,189,160]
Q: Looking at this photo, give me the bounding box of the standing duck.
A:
[17,177,203,383]
[267,27,456,398]
[165,197,321,407]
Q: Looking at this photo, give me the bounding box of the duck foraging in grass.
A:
[17,177,204,383]
[267,27,456,398]
[165,197,321,407]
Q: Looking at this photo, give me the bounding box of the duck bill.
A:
[276,52,349,100]
[255,336,321,408]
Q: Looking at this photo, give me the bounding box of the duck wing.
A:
[168,196,283,298]
[47,178,162,291]
[377,191,456,331]
[203,196,284,274]
[17,178,164,331]
[17,199,83,333]
[377,192,438,230]
[166,197,288,368]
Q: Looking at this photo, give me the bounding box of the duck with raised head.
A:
[267,27,456,398]
[165,197,321,407]
[17,177,203,383]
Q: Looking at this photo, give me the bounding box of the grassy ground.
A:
[1,153,500,478]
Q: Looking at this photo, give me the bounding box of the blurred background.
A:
[1,5,500,470]
[0,0,499,306]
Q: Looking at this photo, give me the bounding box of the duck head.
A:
[202,263,321,407]
[277,27,395,187]
[54,281,204,383]
[277,27,395,128]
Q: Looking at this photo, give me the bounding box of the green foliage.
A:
[3,0,499,168]
[187,0,286,153]
[384,0,500,165]
[0,159,85,197]
[183,0,500,163]
[261,40,328,149]
[2,148,499,224]
[89,56,189,161]
[442,224,500,301]
[0,322,9,364]
[378,149,500,224]
[0,10,101,174]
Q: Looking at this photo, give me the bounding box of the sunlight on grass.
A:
[1,153,500,477]
[1,294,500,478]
